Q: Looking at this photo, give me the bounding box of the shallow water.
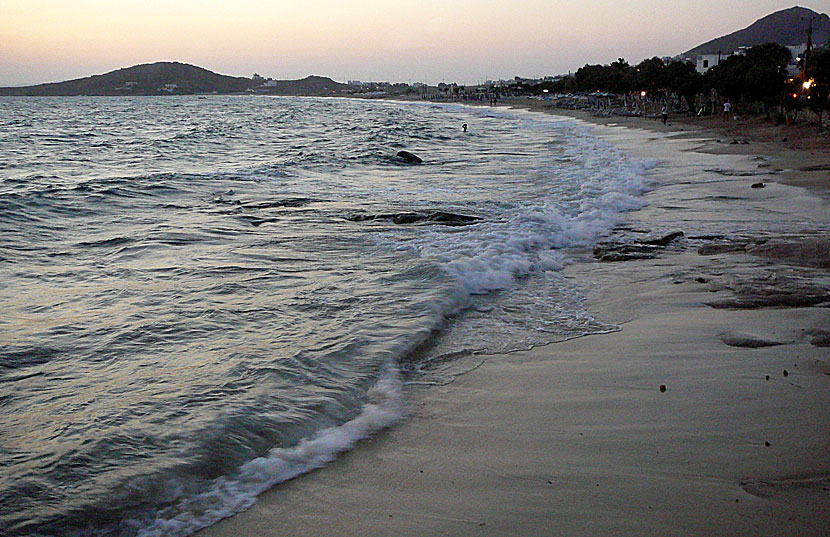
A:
[0,96,649,536]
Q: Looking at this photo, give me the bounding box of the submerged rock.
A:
[746,236,830,269]
[241,198,313,209]
[395,150,422,164]
[592,243,662,262]
[347,211,481,227]
[592,231,682,262]
[641,231,684,246]
[706,290,830,309]
[698,241,754,255]
[719,332,783,348]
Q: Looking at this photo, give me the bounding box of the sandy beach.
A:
[197,106,830,537]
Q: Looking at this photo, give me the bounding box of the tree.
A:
[704,43,791,107]
[806,47,830,126]
[632,57,668,94]
[664,60,702,111]
[742,43,791,108]
[705,54,746,102]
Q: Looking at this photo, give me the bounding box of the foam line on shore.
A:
[136,365,405,537]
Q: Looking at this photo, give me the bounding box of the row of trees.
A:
[524,43,829,123]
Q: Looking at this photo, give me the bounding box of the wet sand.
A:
[198,107,830,536]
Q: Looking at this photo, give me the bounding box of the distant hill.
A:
[254,75,351,95]
[0,62,258,96]
[684,6,829,56]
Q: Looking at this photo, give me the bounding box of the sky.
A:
[1,0,827,86]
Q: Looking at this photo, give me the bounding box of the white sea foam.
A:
[356,109,655,361]
[134,365,405,537]
[127,107,655,537]
[5,99,656,537]
[398,115,651,301]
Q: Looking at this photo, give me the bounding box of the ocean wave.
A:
[0,96,653,537]
[132,365,404,537]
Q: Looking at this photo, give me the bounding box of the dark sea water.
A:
[0,96,649,536]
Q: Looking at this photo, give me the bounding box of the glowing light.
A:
[792,93,798,99]
[640,90,647,97]
[802,79,814,90]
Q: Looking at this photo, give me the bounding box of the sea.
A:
[0,95,650,536]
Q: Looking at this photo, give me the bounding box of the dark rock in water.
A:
[592,242,662,262]
[702,266,830,310]
[242,198,313,209]
[642,231,684,246]
[705,168,767,177]
[425,211,480,225]
[238,216,281,227]
[697,241,751,255]
[746,236,830,269]
[346,211,481,227]
[720,332,783,348]
[395,150,422,164]
[389,212,420,224]
[707,293,830,309]
[592,231,683,262]
[751,182,766,189]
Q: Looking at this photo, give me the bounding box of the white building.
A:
[696,53,733,73]
[786,43,808,75]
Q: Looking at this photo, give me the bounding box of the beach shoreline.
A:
[197,103,830,537]
[500,97,830,197]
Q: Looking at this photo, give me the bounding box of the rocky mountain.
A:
[684,6,829,56]
[0,62,259,96]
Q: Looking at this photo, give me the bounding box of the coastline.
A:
[197,104,830,536]
[499,97,830,198]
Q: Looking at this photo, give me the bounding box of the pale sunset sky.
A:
[1,0,827,86]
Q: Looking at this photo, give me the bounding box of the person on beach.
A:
[661,105,668,125]
[462,123,468,132]
[723,100,731,121]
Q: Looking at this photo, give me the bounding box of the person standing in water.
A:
[462,123,468,132]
